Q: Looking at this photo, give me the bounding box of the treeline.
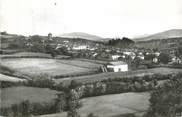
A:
[107,37,135,48]
[72,74,169,98]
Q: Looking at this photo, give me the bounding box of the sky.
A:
[0,0,182,38]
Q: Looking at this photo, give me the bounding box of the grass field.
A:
[55,67,182,84]
[37,92,150,117]
[0,86,59,108]
[1,58,102,77]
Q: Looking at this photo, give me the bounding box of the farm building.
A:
[107,61,128,72]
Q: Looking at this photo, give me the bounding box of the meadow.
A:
[0,86,59,108]
[1,58,102,78]
[37,92,150,117]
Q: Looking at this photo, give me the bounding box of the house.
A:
[123,51,134,56]
[137,55,145,60]
[72,45,88,50]
[92,53,98,57]
[111,55,121,60]
[153,57,158,63]
[107,61,128,72]
[172,56,182,64]
[154,52,160,57]
[105,49,111,52]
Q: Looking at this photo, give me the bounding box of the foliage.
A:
[175,46,182,58]
[145,74,182,117]
[144,54,155,61]
[108,37,135,48]
[61,80,82,117]
[0,81,24,88]
[25,75,55,88]
[158,53,170,64]
[131,57,142,69]
[0,100,59,117]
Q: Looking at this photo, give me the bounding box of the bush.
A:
[0,100,61,116]
[0,81,24,88]
[25,74,55,88]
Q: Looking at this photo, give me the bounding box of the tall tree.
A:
[158,53,170,64]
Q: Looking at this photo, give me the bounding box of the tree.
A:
[29,35,45,52]
[175,46,182,57]
[158,53,170,64]
[66,89,81,117]
[145,54,155,61]
[55,93,67,112]
[10,100,31,117]
[55,80,82,117]
[132,57,142,69]
[145,75,182,117]
[1,31,7,35]
[45,44,57,58]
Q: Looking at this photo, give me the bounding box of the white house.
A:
[111,55,121,60]
[137,55,145,60]
[172,56,182,64]
[153,57,158,63]
[154,52,160,57]
[72,45,88,50]
[107,61,128,72]
[123,51,134,56]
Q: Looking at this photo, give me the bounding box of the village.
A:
[1,0,182,115]
[1,30,182,117]
[23,33,182,73]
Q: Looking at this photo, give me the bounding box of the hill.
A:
[58,32,103,41]
[134,29,182,41]
[135,37,182,50]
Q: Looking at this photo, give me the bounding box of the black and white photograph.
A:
[0,0,182,117]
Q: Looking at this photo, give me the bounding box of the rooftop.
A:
[108,61,127,66]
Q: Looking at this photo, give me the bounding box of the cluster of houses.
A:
[25,33,182,73]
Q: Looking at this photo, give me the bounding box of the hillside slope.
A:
[58,32,103,41]
[134,29,182,41]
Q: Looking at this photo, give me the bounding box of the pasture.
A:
[37,92,150,117]
[1,58,102,77]
[0,86,59,108]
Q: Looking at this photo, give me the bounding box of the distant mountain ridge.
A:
[134,29,182,41]
[58,32,103,41]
